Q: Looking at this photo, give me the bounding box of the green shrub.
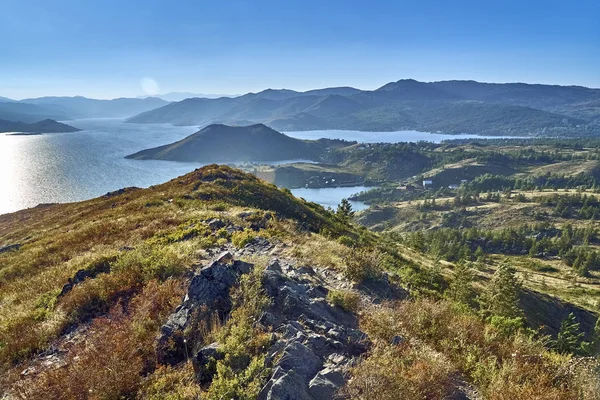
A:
[327,289,361,313]
[231,230,257,248]
[337,235,355,247]
[343,248,383,283]
[488,315,525,338]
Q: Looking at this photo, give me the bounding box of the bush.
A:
[337,235,355,247]
[138,363,201,400]
[343,248,383,282]
[327,289,361,313]
[231,230,257,249]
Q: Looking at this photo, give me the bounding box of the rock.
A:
[206,218,226,230]
[186,254,252,312]
[277,341,322,381]
[259,368,313,400]
[193,342,223,384]
[0,243,21,254]
[156,252,253,366]
[390,335,405,346]
[58,259,112,297]
[308,367,346,400]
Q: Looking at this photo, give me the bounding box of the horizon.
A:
[4,77,600,102]
[1,0,599,99]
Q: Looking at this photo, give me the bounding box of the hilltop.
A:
[0,119,81,133]
[1,164,599,399]
[126,123,327,162]
[125,79,600,136]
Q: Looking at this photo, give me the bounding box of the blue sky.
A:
[1,0,599,99]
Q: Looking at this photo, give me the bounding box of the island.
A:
[0,119,81,134]
[125,123,327,162]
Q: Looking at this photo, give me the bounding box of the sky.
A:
[1,0,599,99]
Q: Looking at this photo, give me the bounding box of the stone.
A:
[277,341,322,381]
[308,367,346,400]
[390,335,405,346]
[0,243,21,254]
[206,218,226,230]
[156,253,253,366]
[193,342,223,384]
[260,369,313,400]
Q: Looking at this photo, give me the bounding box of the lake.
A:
[289,187,371,212]
[0,119,518,215]
[284,129,518,143]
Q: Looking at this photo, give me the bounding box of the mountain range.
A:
[0,96,169,122]
[140,92,239,102]
[126,79,600,136]
[126,123,328,162]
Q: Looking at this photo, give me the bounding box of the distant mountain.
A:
[152,92,238,102]
[126,123,325,162]
[0,119,81,133]
[0,96,14,102]
[19,96,169,119]
[126,80,600,137]
[0,102,71,123]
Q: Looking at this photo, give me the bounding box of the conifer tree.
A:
[448,262,475,305]
[337,198,354,220]
[553,313,584,354]
[481,264,522,318]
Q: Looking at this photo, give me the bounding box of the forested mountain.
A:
[126,79,600,136]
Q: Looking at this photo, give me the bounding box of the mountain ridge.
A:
[126,79,600,136]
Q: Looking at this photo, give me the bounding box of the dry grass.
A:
[13,279,186,399]
[343,342,456,400]
[355,299,600,400]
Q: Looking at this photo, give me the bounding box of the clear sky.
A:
[1,0,599,99]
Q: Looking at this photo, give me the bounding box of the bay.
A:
[0,119,521,215]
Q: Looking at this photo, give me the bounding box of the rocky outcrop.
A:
[257,260,371,400]
[59,258,113,297]
[0,243,21,254]
[156,239,407,399]
[156,251,253,365]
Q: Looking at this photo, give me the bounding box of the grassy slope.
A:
[1,164,599,399]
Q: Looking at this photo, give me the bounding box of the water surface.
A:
[290,186,370,211]
[0,120,520,215]
[285,129,519,143]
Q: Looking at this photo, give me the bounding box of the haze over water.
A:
[0,119,515,215]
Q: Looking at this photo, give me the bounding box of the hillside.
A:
[125,79,600,136]
[20,96,169,119]
[0,102,71,123]
[126,123,327,162]
[1,164,599,399]
[253,162,367,188]
[0,119,81,133]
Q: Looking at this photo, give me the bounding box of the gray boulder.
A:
[308,368,346,400]
[156,252,252,365]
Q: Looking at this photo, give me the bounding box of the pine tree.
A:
[474,246,485,262]
[448,262,475,305]
[553,313,584,354]
[481,264,522,319]
[337,198,354,220]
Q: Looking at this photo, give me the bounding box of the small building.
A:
[423,179,433,188]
